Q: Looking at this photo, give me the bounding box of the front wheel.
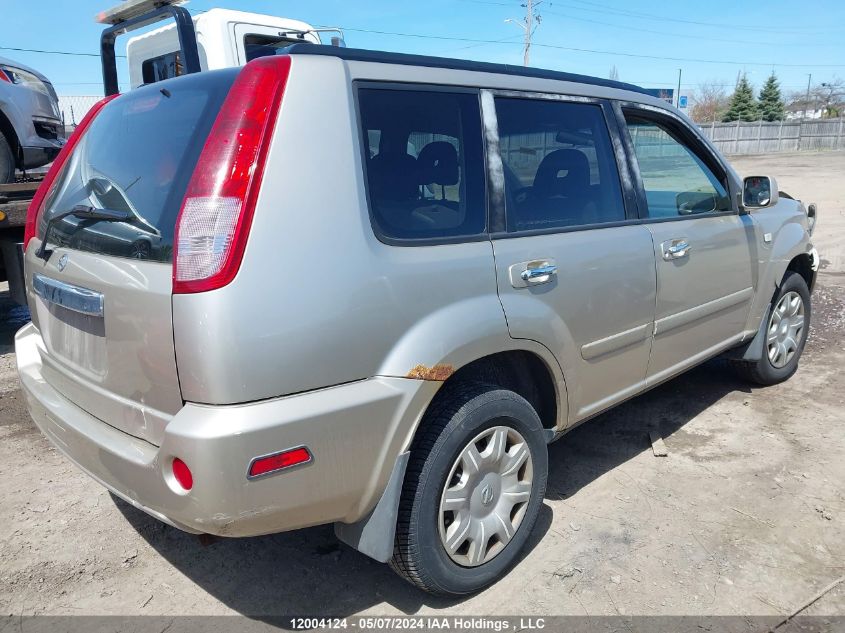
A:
[733,271,811,385]
[390,383,548,595]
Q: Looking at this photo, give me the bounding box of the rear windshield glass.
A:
[40,69,237,263]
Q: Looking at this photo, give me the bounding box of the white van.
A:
[125,8,322,89]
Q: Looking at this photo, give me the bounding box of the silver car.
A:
[0,55,63,183]
[16,46,818,596]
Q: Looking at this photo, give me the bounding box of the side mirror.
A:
[742,175,779,209]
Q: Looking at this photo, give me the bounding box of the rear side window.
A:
[40,70,237,263]
[358,88,486,242]
[142,52,183,84]
[624,114,731,218]
[495,98,626,232]
[243,34,303,61]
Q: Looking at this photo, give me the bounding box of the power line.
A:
[532,40,845,67]
[3,23,842,77]
[456,0,836,45]
[457,0,843,36]
[563,0,843,35]
[438,34,523,54]
[333,26,845,68]
[0,46,125,59]
[539,9,814,47]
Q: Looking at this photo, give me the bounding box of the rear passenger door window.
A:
[358,88,486,242]
[624,114,732,218]
[494,98,626,232]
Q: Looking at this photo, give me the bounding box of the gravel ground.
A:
[0,151,843,619]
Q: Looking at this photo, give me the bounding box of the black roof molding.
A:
[284,43,648,96]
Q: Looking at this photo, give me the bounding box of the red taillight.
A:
[172,458,193,490]
[0,70,10,83]
[172,55,291,294]
[24,94,119,250]
[248,447,312,479]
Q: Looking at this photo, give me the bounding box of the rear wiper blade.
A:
[35,204,133,261]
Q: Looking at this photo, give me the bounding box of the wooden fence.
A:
[697,118,845,155]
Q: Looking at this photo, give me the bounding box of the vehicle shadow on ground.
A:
[544,359,753,504]
[113,496,553,619]
[114,358,753,622]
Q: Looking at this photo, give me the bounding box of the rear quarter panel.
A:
[172,56,518,409]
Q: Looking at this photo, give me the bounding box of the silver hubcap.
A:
[767,291,805,368]
[438,425,533,567]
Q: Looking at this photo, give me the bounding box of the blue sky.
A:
[2,0,843,97]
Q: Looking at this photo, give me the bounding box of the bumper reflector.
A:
[172,458,193,490]
[248,447,312,479]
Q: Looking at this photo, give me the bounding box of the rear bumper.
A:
[16,322,437,537]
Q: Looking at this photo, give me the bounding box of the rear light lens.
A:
[172,458,193,490]
[172,55,291,293]
[248,446,312,479]
[24,94,118,250]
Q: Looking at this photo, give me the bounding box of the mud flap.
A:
[725,304,772,363]
[334,451,409,563]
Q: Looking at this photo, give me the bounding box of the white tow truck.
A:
[1,0,341,306]
[97,0,343,92]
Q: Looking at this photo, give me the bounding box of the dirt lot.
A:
[0,151,843,620]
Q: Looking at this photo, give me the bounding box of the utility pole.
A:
[676,68,682,108]
[523,0,533,66]
[805,73,812,119]
[506,1,542,67]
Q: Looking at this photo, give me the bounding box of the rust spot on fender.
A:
[406,363,454,381]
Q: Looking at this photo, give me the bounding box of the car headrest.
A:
[369,152,419,201]
[417,141,459,187]
[533,149,590,197]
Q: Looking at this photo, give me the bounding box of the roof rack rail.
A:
[282,43,647,96]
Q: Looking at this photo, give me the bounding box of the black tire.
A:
[0,132,15,185]
[733,271,811,385]
[390,382,548,595]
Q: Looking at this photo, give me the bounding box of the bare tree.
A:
[609,65,619,81]
[689,81,729,123]
[812,78,845,118]
[786,78,845,119]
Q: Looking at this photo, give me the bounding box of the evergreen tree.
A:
[722,75,759,122]
[759,73,786,121]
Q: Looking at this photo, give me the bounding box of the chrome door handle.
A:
[520,264,558,281]
[662,239,691,260]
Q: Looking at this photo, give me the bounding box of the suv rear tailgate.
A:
[27,250,179,445]
[24,69,238,446]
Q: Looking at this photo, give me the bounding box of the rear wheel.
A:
[0,133,15,184]
[390,383,548,595]
[733,271,811,385]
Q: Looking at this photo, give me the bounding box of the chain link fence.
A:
[56,96,103,134]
